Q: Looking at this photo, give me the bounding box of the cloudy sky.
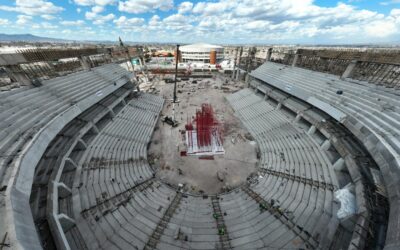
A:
[0,0,399,44]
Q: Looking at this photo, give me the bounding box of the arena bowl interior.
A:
[0,46,398,250]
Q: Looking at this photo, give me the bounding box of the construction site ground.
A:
[147,73,259,194]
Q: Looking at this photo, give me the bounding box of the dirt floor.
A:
[147,73,259,195]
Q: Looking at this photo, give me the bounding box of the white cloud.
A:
[41,22,58,29]
[193,1,235,15]
[0,18,10,26]
[62,29,72,34]
[118,0,173,14]
[149,15,160,25]
[41,14,55,20]
[61,20,85,26]
[85,11,115,24]
[73,0,115,6]
[0,0,64,15]
[390,8,400,16]
[3,0,400,44]
[163,14,187,24]
[16,15,32,25]
[91,5,104,13]
[166,0,400,43]
[178,2,193,14]
[113,16,145,29]
[365,20,397,37]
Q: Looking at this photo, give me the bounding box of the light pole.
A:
[171,44,180,122]
[173,44,180,103]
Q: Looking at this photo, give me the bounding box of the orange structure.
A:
[210,50,217,65]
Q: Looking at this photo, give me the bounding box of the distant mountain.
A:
[0,33,69,43]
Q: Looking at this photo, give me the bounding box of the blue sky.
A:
[0,0,400,44]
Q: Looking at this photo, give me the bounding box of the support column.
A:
[333,158,346,171]
[266,48,273,61]
[56,182,72,198]
[292,54,299,67]
[79,56,91,71]
[58,214,76,232]
[294,114,301,123]
[341,60,358,79]
[64,158,78,171]
[276,103,282,110]
[264,94,269,100]
[75,139,87,151]
[245,74,250,87]
[321,140,331,151]
[108,108,116,118]
[307,125,316,135]
[231,47,238,79]
[90,122,100,134]
[5,65,31,86]
[236,47,243,80]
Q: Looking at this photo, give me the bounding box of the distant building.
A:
[179,43,224,65]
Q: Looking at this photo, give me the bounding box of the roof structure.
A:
[180,43,224,52]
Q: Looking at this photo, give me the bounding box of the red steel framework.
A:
[185,104,223,149]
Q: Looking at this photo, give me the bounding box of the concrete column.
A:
[341,60,358,79]
[75,139,87,151]
[58,214,75,232]
[276,103,282,110]
[333,158,346,171]
[108,108,116,118]
[292,54,299,67]
[5,65,31,86]
[57,182,72,198]
[79,56,91,71]
[321,140,331,151]
[264,94,269,100]
[64,158,77,171]
[231,47,239,79]
[343,182,355,192]
[266,48,273,61]
[307,125,316,135]
[90,123,100,134]
[294,114,301,123]
[245,74,250,87]
[236,47,243,80]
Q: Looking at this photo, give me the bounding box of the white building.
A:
[179,43,224,65]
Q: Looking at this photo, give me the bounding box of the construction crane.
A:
[118,37,134,72]
[163,44,180,127]
[118,37,149,84]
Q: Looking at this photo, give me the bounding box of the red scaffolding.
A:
[185,103,224,155]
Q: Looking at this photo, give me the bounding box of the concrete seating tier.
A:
[152,195,220,249]
[226,89,339,249]
[250,79,389,249]
[30,86,132,249]
[67,93,166,249]
[250,62,397,249]
[0,63,133,249]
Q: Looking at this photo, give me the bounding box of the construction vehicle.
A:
[163,116,179,127]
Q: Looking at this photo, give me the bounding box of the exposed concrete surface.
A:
[148,75,258,194]
[0,64,134,250]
